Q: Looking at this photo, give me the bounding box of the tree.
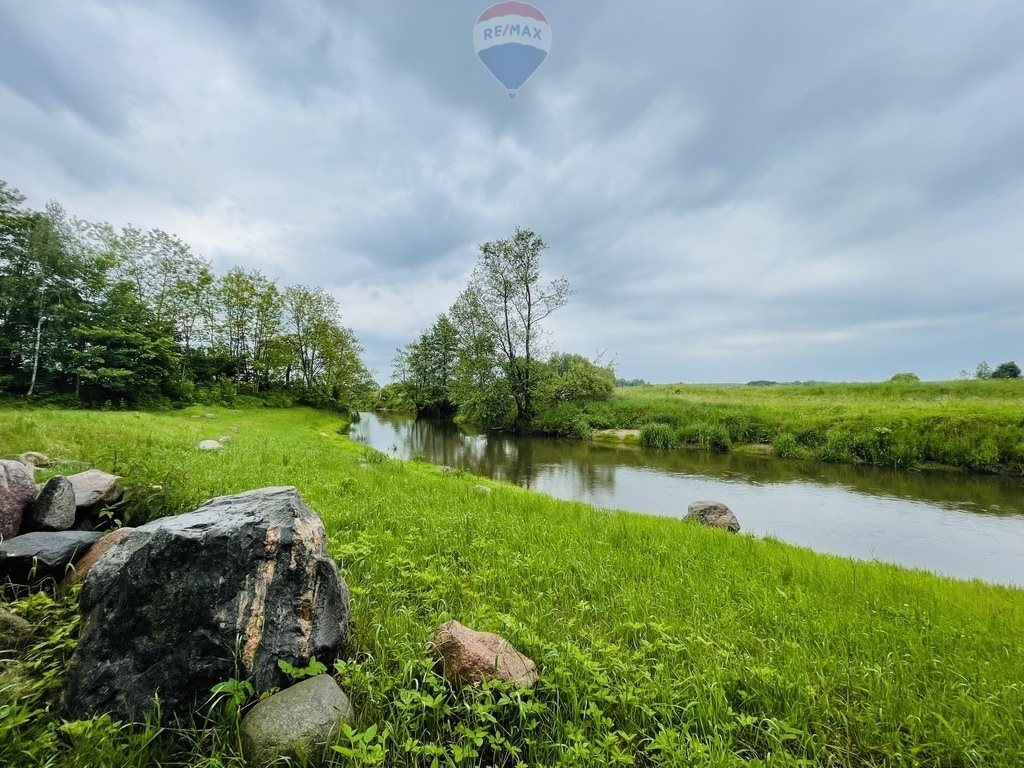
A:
[467,228,570,425]
[991,361,1021,379]
[400,314,460,415]
[539,352,616,405]
[975,361,992,379]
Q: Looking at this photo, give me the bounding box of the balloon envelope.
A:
[473,2,551,95]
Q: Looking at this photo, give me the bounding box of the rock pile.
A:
[1,457,125,586]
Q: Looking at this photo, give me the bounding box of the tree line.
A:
[0,178,375,409]
[386,228,615,434]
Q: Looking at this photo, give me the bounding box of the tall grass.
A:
[1,406,1023,766]
[578,380,1024,472]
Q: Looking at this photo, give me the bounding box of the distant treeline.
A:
[0,178,375,410]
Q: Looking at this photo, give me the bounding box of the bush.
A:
[889,372,920,383]
[773,432,801,458]
[532,403,591,438]
[677,422,731,452]
[639,422,678,449]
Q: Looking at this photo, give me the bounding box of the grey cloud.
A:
[1,0,1022,382]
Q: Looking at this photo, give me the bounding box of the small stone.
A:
[0,609,32,651]
[29,476,76,531]
[473,485,492,495]
[197,440,223,451]
[428,620,538,687]
[217,435,233,443]
[203,413,217,419]
[0,459,37,539]
[0,531,104,583]
[229,427,239,433]
[240,675,354,767]
[61,527,135,587]
[438,466,458,477]
[67,470,122,510]
[19,451,51,468]
[684,500,740,532]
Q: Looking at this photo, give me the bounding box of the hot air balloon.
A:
[473,2,551,98]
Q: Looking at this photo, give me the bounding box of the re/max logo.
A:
[482,24,544,41]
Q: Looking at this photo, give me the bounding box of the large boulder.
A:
[67,470,122,510]
[427,620,538,688]
[684,500,741,532]
[60,487,350,723]
[61,527,135,588]
[240,674,354,767]
[0,531,104,583]
[29,476,76,531]
[0,459,36,539]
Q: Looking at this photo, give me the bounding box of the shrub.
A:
[820,428,855,463]
[677,422,731,452]
[532,403,591,438]
[773,432,801,458]
[639,422,678,449]
[889,372,920,383]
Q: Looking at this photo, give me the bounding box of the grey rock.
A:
[67,470,122,510]
[0,531,104,583]
[60,487,350,723]
[0,609,32,651]
[19,451,51,468]
[217,435,233,443]
[240,675,354,767]
[0,459,36,539]
[684,500,741,532]
[197,440,223,451]
[203,412,217,419]
[29,476,76,531]
[473,485,492,495]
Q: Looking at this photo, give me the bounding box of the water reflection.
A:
[350,412,1024,585]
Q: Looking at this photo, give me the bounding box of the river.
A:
[349,411,1024,586]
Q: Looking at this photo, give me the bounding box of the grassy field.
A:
[575,380,1024,473]
[2,406,1024,767]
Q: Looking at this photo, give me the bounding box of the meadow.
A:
[2,406,1023,766]
[576,379,1024,473]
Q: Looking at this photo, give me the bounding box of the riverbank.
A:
[571,380,1024,473]
[2,406,1023,766]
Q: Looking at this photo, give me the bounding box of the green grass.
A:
[2,406,1024,766]
[578,380,1024,473]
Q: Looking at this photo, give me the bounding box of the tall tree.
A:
[469,228,570,424]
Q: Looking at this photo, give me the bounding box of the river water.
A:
[350,411,1024,586]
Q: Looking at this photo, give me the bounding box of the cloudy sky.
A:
[2,1,1022,383]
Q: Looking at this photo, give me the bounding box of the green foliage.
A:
[278,656,328,681]
[638,422,678,449]
[375,382,416,412]
[397,229,579,431]
[538,353,616,407]
[991,361,1021,379]
[888,372,920,383]
[530,402,591,438]
[5,406,1024,766]
[772,432,803,459]
[576,380,1024,473]
[0,175,377,411]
